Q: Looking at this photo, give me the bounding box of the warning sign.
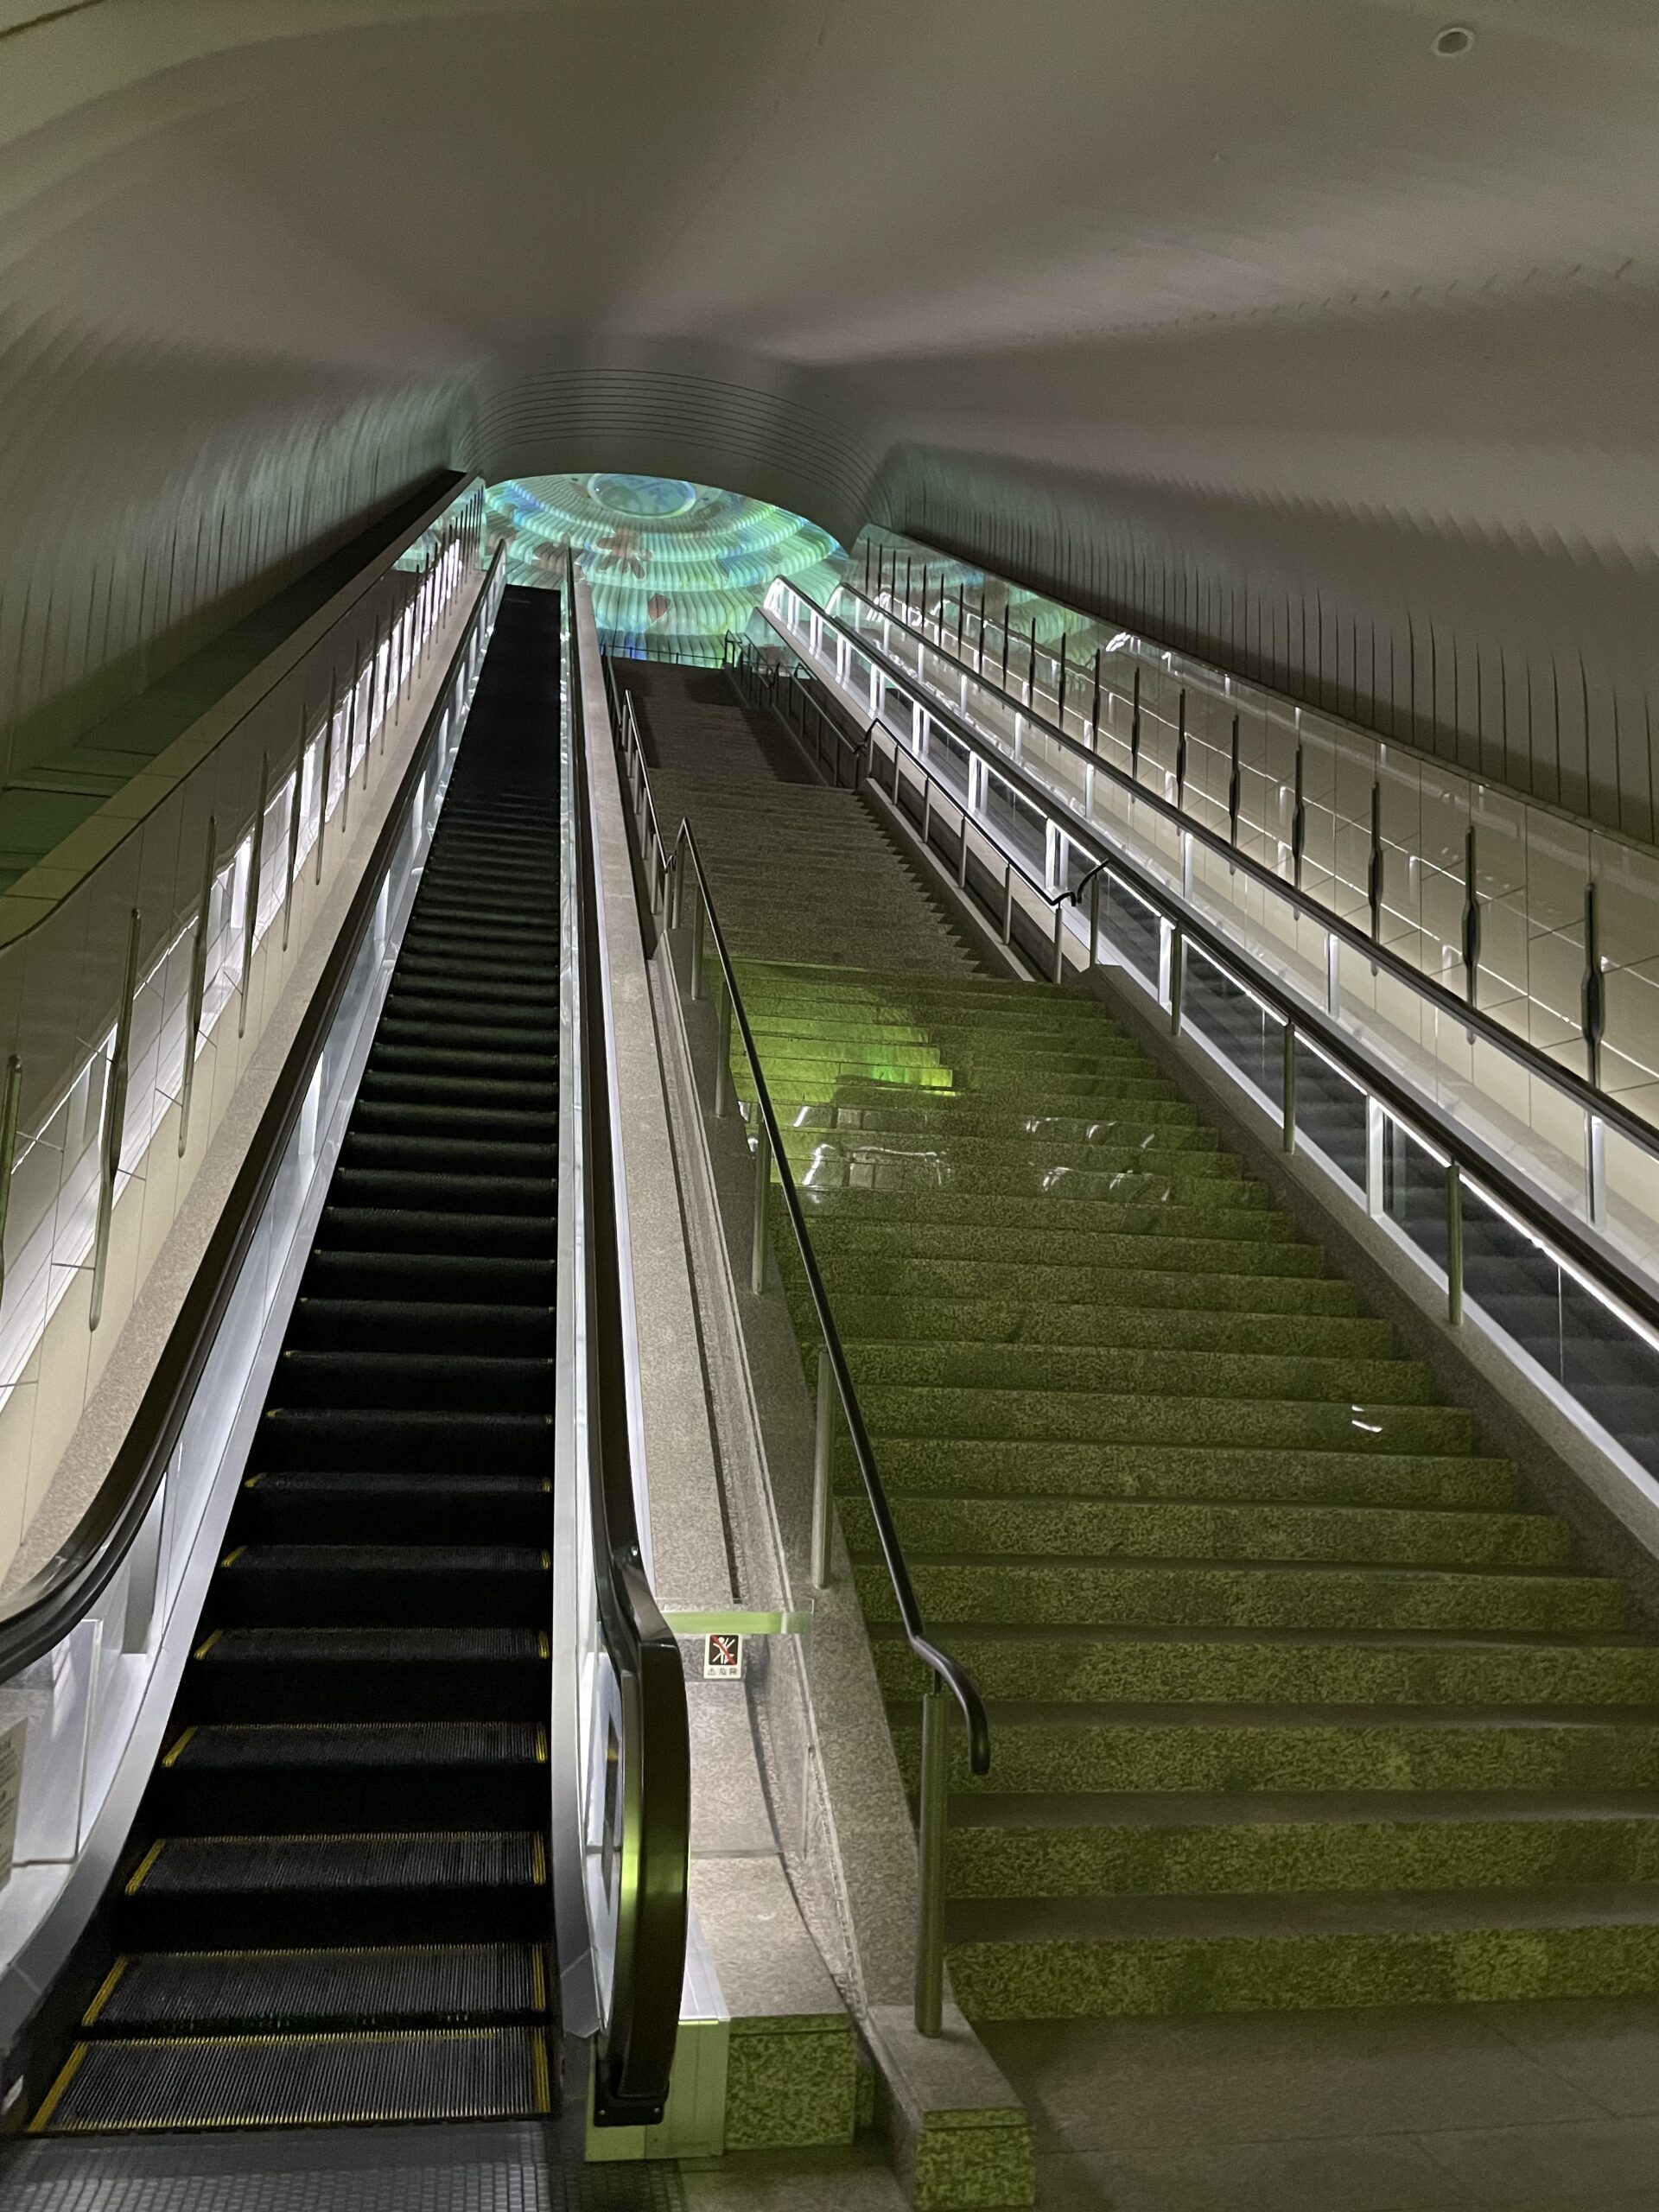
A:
[703,1632,744,1681]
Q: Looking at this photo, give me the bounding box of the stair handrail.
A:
[762,582,1659,1465]
[563,578,690,2124]
[0,545,509,1685]
[602,667,989,2038]
[822,573,1659,1180]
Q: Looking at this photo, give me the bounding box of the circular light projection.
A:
[1432,24,1474,55]
[483,473,843,660]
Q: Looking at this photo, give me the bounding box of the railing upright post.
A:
[1090,872,1102,970]
[914,1680,950,2037]
[957,804,971,889]
[689,888,707,1001]
[177,815,217,1158]
[1282,1024,1297,1153]
[750,1122,772,1296]
[239,755,267,1039]
[0,1052,21,1310]
[1052,901,1065,985]
[1001,862,1014,945]
[91,906,143,1333]
[810,1344,836,1588]
[1446,1158,1465,1325]
[714,978,734,1117]
[1169,923,1184,1034]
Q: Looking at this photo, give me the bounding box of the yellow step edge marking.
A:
[535,1728,548,1764]
[220,1546,245,1567]
[539,1551,551,1569]
[532,2032,551,2114]
[531,1834,547,1885]
[80,1959,128,2027]
[124,1840,166,1896]
[193,1630,223,1660]
[161,1727,196,1769]
[29,2044,86,2131]
[531,1951,546,2012]
[537,1633,550,1659]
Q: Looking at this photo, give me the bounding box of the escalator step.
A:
[255,1410,551,1471]
[286,1300,551,1353]
[87,1944,545,2033]
[238,1471,548,1544]
[162,1722,544,1770]
[274,1349,554,1410]
[128,1830,545,1896]
[302,1252,554,1303]
[35,2026,550,2131]
[316,1207,556,1256]
[195,1627,547,1664]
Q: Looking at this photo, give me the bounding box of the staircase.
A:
[31,586,562,2133]
[635,658,1659,2030]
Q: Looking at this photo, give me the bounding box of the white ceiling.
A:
[3,0,1658,830]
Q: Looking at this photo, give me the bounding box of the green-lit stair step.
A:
[844,1339,1428,1402]
[836,1437,1515,1507]
[891,1703,1659,1793]
[819,1191,1287,1240]
[852,1385,1471,1452]
[869,1627,1659,1707]
[944,1790,1659,1897]
[813,1255,1359,1313]
[942,1885,1659,2019]
[848,1496,1565,1570]
[823,1298,1389,1359]
[777,1098,1212,1140]
[810,1219,1326,1276]
[861,1560,1628,1633]
[789,1148,1257,1206]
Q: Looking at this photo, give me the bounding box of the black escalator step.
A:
[374,1019,557,1056]
[86,1944,545,2034]
[156,1723,546,1830]
[349,1104,551,1145]
[187,1625,547,1721]
[394,953,556,987]
[316,1207,555,1258]
[120,1832,548,1946]
[383,997,558,1037]
[238,1471,547,1545]
[257,1409,550,1473]
[35,2026,550,2132]
[215,1544,549,1628]
[356,1078,555,1114]
[302,1251,553,1303]
[275,1351,552,1412]
[288,1299,550,1355]
[388,974,558,1010]
[326,1171,553,1217]
[341,1135,556,1177]
[367,1047,556,1083]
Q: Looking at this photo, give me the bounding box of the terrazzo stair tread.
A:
[944,1792,1659,1898]
[791,1154,1262,1208]
[817,1194,1290,1243]
[751,1006,1129,1044]
[852,1497,1567,1570]
[785,1137,1243,1185]
[891,1702,1659,1796]
[810,1205,1323,1260]
[734,961,1071,999]
[750,1035,953,1071]
[862,1560,1629,1633]
[744,1056,954,1090]
[837,1437,1514,1507]
[813,1255,1362,1313]
[766,1067,1188,1103]
[842,1339,1424,1400]
[849,1384,1472,1452]
[944,1880,1659,1945]
[868,1624,1659,1706]
[773,1097,1212,1137]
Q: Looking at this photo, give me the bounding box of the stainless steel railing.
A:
[606,671,989,2037]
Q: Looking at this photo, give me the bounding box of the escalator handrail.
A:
[563,578,690,2126]
[823,575,1659,1176]
[765,588,1659,1352]
[0,547,507,1687]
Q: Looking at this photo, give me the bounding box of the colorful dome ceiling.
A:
[483,474,843,661]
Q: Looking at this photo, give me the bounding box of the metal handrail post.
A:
[177,815,217,1158]
[90,907,143,1333]
[689,886,707,1000]
[810,1344,836,1588]
[0,1052,21,1309]
[750,1122,772,1295]
[238,757,268,1039]
[714,978,734,1117]
[1447,1159,1465,1325]
[1282,1024,1298,1154]
[1051,899,1065,985]
[914,1679,950,2036]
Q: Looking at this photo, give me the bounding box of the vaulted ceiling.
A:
[3,0,1656,834]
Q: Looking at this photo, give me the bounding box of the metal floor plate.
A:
[0,2121,684,2212]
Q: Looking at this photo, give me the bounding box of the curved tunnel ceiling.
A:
[2,0,1657,833]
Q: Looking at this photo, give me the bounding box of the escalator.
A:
[29,592,566,2133]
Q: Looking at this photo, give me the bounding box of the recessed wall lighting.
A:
[1433,23,1475,55]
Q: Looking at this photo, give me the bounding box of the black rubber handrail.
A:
[767,595,1659,1347]
[0,548,506,1681]
[824,575,1659,1173]
[565,585,690,2127]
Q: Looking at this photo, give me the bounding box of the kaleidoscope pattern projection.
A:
[483,474,843,662]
